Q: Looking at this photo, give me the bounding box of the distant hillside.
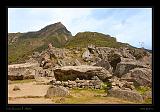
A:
[65,32,131,48]
[8,22,72,64]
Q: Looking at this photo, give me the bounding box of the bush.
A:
[101,82,112,92]
[135,86,151,95]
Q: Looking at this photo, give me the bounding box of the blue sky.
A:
[8,8,152,49]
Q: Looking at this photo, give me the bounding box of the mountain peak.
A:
[49,22,65,28]
[55,21,63,25]
[37,22,72,37]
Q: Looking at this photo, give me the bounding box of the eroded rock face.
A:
[54,65,112,81]
[45,86,70,97]
[108,89,144,102]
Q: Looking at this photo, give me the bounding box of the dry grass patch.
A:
[50,88,136,104]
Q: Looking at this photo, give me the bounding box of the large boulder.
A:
[121,68,152,87]
[114,61,149,77]
[45,86,70,97]
[48,48,66,59]
[13,85,21,91]
[54,65,112,81]
[108,88,144,102]
[93,58,112,73]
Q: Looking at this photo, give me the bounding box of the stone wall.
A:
[8,63,38,80]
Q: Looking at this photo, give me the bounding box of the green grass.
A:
[51,88,136,104]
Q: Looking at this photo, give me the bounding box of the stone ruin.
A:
[8,63,39,81]
[49,76,103,90]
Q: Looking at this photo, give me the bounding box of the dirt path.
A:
[8,81,53,104]
[8,81,136,104]
[8,97,53,104]
[8,82,50,97]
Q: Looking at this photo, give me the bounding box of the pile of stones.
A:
[50,76,103,89]
[108,76,135,91]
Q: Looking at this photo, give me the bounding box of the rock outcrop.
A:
[108,88,144,102]
[8,63,38,80]
[94,58,112,73]
[121,68,152,87]
[45,86,70,97]
[13,85,21,91]
[114,61,149,77]
[54,65,112,81]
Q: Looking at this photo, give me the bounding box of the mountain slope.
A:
[8,22,72,64]
[65,32,131,48]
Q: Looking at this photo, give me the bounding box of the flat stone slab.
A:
[54,65,112,81]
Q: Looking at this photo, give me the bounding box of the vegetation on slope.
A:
[65,32,130,48]
[8,22,72,64]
